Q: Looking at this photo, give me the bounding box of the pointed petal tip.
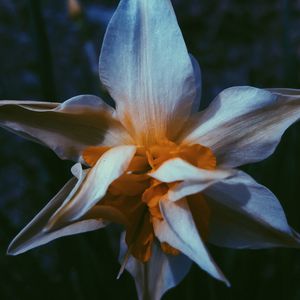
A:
[211,263,231,287]
[289,228,300,248]
[6,248,16,256]
[6,242,22,256]
[6,233,33,256]
[216,267,231,287]
[225,279,231,288]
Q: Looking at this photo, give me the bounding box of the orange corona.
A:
[82,142,216,262]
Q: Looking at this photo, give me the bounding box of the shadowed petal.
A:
[0,95,132,161]
[7,172,107,255]
[47,145,136,228]
[154,198,230,286]
[99,0,196,145]
[150,158,235,201]
[119,233,192,300]
[204,171,300,248]
[180,87,300,168]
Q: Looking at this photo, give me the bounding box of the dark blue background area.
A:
[0,0,300,299]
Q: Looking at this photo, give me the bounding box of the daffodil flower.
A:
[1,0,300,299]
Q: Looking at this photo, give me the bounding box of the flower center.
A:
[82,141,215,262]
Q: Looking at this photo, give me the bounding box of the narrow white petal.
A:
[0,95,132,161]
[7,177,107,255]
[150,158,234,182]
[150,158,235,201]
[180,86,300,168]
[205,171,300,248]
[99,0,197,144]
[154,198,230,286]
[119,233,192,300]
[47,145,136,228]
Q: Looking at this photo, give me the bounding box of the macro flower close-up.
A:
[0,0,300,299]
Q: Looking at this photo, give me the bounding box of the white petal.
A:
[99,0,197,145]
[119,232,192,300]
[0,95,132,161]
[204,171,300,248]
[7,176,107,255]
[150,158,235,201]
[154,198,230,286]
[180,86,300,168]
[47,145,136,228]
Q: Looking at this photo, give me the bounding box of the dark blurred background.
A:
[0,0,300,299]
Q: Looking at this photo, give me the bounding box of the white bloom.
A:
[1,1,300,299]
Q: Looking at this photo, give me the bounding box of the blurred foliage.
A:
[0,0,299,299]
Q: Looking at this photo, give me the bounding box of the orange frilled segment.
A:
[161,242,180,256]
[125,205,154,262]
[83,143,216,171]
[82,142,216,262]
[91,147,155,262]
[99,194,154,262]
[108,148,151,197]
[82,146,111,166]
[142,179,168,220]
[147,142,216,171]
[83,146,150,170]
[179,144,216,170]
[108,173,149,197]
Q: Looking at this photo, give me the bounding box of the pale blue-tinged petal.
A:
[47,145,136,229]
[119,233,192,300]
[180,87,300,168]
[153,198,230,286]
[150,158,235,201]
[99,0,197,145]
[0,95,132,161]
[204,171,300,248]
[7,168,107,255]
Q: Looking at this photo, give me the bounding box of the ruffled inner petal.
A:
[81,141,221,262]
